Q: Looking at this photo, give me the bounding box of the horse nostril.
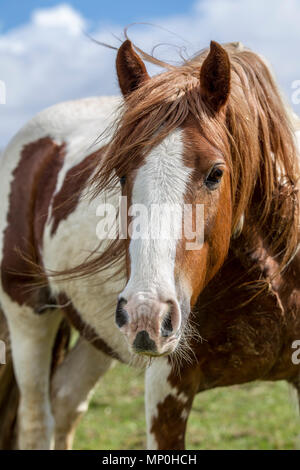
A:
[133,330,157,353]
[115,298,128,328]
[161,303,174,337]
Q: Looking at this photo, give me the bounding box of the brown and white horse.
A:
[0,39,300,449]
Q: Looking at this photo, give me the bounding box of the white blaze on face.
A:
[122,130,192,299]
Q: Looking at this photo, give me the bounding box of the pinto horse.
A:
[0,39,300,450]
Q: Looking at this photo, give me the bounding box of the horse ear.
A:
[116,40,149,96]
[200,41,231,112]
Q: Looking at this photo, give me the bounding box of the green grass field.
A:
[73,363,300,450]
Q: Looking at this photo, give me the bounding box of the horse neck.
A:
[230,220,300,307]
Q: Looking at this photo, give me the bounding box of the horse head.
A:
[113,40,232,356]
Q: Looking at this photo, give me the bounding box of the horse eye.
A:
[205,166,224,190]
[120,176,126,186]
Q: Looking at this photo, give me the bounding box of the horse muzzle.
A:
[115,292,181,356]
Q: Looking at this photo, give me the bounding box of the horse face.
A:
[114,40,232,357]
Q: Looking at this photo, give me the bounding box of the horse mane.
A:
[54,41,299,282]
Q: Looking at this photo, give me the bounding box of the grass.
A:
[73,363,300,450]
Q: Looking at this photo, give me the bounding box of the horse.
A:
[0,38,300,450]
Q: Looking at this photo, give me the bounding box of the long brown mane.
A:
[59,42,299,281]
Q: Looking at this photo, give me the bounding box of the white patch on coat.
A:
[145,358,189,450]
[121,130,192,301]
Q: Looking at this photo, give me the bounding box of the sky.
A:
[0,0,299,147]
[0,0,196,32]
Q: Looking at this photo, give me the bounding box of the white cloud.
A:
[32,3,86,35]
[0,0,299,147]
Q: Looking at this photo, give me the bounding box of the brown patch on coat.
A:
[58,293,122,361]
[152,236,300,449]
[150,395,189,450]
[150,365,200,450]
[191,249,298,388]
[172,235,300,390]
[50,148,106,236]
[1,138,65,307]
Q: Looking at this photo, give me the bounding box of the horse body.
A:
[0,96,142,362]
[0,39,300,450]
[0,96,137,449]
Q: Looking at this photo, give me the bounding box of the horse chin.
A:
[134,350,169,358]
[131,335,180,359]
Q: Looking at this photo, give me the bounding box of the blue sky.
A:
[0,0,299,147]
[0,0,196,32]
